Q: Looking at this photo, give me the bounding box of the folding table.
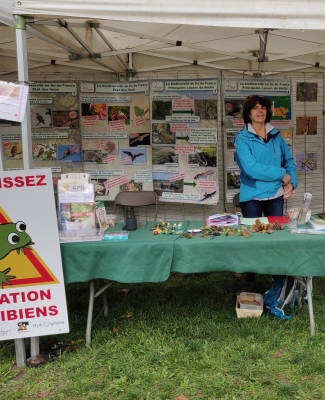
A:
[60,221,323,345]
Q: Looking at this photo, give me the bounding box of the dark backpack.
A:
[263,275,297,320]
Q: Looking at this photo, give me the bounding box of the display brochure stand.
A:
[297,192,313,224]
[57,174,101,242]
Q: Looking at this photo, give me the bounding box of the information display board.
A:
[150,79,219,205]
[0,169,69,340]
[80,81,152,201]
[1,82,80,174]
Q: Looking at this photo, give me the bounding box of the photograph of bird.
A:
[199,191,217,202]
[122,151,144,161]
[35,113,45,126]
[58,147,71,160]
[36,147,45,158]
[10,145,22,158]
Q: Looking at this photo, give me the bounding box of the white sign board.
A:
[0,81,29,123]
[0,169,69,340]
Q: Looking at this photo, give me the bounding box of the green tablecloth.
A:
[60,221,325,284]
[171,221,325,277]
[60,222,182,284]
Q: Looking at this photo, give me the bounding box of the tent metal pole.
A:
[0,131,4,170]
[13,15,39,367]
[15,15,33,170]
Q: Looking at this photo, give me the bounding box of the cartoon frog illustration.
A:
[0,221,34,288]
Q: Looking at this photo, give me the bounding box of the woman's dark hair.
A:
[241,95,272,123]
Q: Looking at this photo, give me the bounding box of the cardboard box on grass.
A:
[236,292,263,318]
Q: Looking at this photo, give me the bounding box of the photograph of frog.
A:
[31,107,52,128]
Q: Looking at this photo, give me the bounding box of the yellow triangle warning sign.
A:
[0,206,59,288]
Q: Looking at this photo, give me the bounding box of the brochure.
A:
[308,216,325,231]
[207,214,239,226]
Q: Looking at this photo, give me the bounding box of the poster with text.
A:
[80,81,152,200]
[28,82,81,177]
[0,169,69,340]
[150,79,219,204]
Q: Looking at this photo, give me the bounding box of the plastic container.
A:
[103,231,128,240]
[58,228,103,243]
[236,292,263,318]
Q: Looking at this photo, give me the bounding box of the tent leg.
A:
[86,280,95,347]
[306,277,315,336]
[15,16,33,169]
[14,339,26,368]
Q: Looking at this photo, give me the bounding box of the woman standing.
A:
[235,95,298,292]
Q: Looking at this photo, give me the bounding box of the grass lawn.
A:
[1,272,325,399]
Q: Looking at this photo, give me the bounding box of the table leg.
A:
[297,284,303,308]
[102,292,108,317]
[306,277,315,336]
[86,280,95,347]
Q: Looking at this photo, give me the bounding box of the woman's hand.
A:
[283,182,294,200]
[283,173,291,185]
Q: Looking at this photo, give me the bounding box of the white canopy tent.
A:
[1,0,325,366]
[1,0,325,79]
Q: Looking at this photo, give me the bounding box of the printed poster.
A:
[150,79,219,205]
[0,169,69,340]
[80,81,152,200]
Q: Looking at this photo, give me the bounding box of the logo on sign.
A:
[0,324,11,337]
[17,321,29,332]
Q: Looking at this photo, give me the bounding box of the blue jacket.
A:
[235,124,298,202]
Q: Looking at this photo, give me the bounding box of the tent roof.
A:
[12,0,325,30]
[1,1,325,78]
